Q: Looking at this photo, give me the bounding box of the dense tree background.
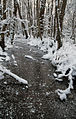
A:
[0,0,76,51]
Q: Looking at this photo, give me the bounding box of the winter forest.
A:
[0,0,76,118]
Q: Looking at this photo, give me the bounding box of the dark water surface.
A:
[0,39,76,119]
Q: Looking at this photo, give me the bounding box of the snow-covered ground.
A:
[28,36,76,100]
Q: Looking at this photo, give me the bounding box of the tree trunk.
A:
[16,0,28,38]
[53,1,57,38]
[10,0,17,44]
[36,0,46,40]
[53,0,67,49]
[59,0,67,32]
[36,0,42,39]
[0,0,6,51]
[11,0,28,44]
[50,0,53,37]
[55,0,62,49]
[39,0,46,37]
[0,0,2,18]
[56,7,62,49]
[72,11,76,43]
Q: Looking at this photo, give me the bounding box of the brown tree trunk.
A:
[39,0,46,37]
[16,0,28,38]
[54,0,62,49]
[36,0,42,39]
[53,0,67,49]
[27,0,30,35]
[53,1,57,38]
[11,0,28,44]
[0,0,2,17]
[56,6,62,49]
[36,0,46,40]
[72,11,76,43]
[32,0,36,38]
[50,0,53,37]
[11,0,17,44]
[0,0,6,51]
[59,0,67,32]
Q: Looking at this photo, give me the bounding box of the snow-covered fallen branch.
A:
[12,54,18,66]
[55,68,73,100]
[0,66,28,85]
[25,55,36,60]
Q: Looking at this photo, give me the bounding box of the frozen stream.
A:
[0,39,76,119]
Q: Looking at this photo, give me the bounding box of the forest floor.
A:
[0,38,76,119]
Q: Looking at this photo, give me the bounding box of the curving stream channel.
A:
[0,38,76,119]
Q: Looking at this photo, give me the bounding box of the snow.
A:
[0,65,28,85]
[0,48,10,62]
[0,71,4,80]
[4,81,7,85]
[4,68,28,84]
[0,47,28,85]
[53,73,57,78]
[55,78,63,82]
[28,36,76,100]
[12,54,18,66]
[25,55,36,60]
[42,53,52,60]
